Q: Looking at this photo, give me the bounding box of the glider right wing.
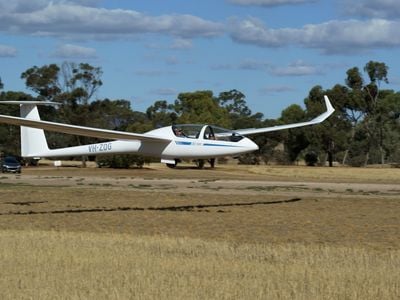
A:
[234,95,335,136]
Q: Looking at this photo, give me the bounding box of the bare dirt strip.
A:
[0,164,399,250]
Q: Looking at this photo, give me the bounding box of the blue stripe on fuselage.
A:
[175,141,241,148]
[175,141,192,145]
[203,143,239,147]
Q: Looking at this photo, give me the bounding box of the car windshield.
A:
[4,157,18,163]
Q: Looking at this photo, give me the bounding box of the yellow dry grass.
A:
[246,165,400,183]
[1,165,400,299]
[1,230,399,300]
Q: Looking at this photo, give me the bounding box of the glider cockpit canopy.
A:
[171,124,244,142]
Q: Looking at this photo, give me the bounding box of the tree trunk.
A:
[364,151,370,166]
[380,146,385,166]
[81,155,87,168]
[328,151,333,167]
[342,127,355,165]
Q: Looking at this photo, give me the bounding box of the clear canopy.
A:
[172,125,243,142]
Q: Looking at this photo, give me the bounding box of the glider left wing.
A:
[0,114,171,143]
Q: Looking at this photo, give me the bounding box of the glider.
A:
[0,96,334,168]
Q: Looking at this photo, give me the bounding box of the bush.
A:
[304,151,318,166]
[96,154,145,169]
[238,153,260,165]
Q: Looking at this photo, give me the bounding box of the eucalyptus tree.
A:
[174,90,231,127]
[304,86,350,166]
[21,62,104,166]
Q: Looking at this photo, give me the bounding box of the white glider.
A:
[0,96,334,168]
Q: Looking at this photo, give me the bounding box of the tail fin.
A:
[0,101,58,157]
[20,104,50,157]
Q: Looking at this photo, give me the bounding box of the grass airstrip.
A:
[0,164,399,299]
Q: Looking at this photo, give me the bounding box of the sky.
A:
[0,0,400,118]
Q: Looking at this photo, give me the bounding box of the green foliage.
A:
[174,91,231,127]
[279,104,309,162]
[146,100,177,128]
[2,61,400,167]
[364,61,389,85]
[345,67,363,90]
[96,154,145,169]
[0,91,36,155]
[21,64,61,100]
[304,151,318,166]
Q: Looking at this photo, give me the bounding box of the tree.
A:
[304,86,349,166]
[146,100,177,128]
[21,62,104,166]
[174,90,231,127]
[279,104,309,163]
[0,91,36,156]
[60,62,103,105]
[218,89,251,118]
[337,62,391,165]
[363,62,389,164]
[89,99,135,131]
[375,91,400,164]
[21,64,61,100]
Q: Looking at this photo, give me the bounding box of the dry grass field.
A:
[0,164,399,299]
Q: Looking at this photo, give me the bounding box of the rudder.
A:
[20,104,50,157]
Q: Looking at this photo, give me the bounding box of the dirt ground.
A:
[0,164,399,250]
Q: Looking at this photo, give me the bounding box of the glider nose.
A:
[243,137,259,152]
[250,139,259,151]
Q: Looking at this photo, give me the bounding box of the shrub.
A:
[304,151,318,166]
[96,154,145,169]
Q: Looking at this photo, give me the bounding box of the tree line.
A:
[1,61,399,167]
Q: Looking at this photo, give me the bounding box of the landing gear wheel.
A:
[166,159,178,168]
[195,159,205,169]
[208,158,215,168]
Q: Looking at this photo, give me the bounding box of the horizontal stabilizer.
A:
[0,101,60,106]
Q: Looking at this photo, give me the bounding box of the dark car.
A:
[1,156,22,173]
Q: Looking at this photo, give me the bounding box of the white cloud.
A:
[0,0,104,14]
[0,0,48,14]
[0,44,17,57]
[210,63,234,70]
[170,38,193,50]
[211,59,270,71]
[270,60,321,76]
[342,0,400,19]
[135,70,177,77]
[229,17,400,54]
[0,2,224,40]
[228,0,316,6]
[211,59,319,76]
[259,85,296,95]
[238,59,270,70]
[165,56,179,65]
[149,88,177,96]
[52,44,97,58]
